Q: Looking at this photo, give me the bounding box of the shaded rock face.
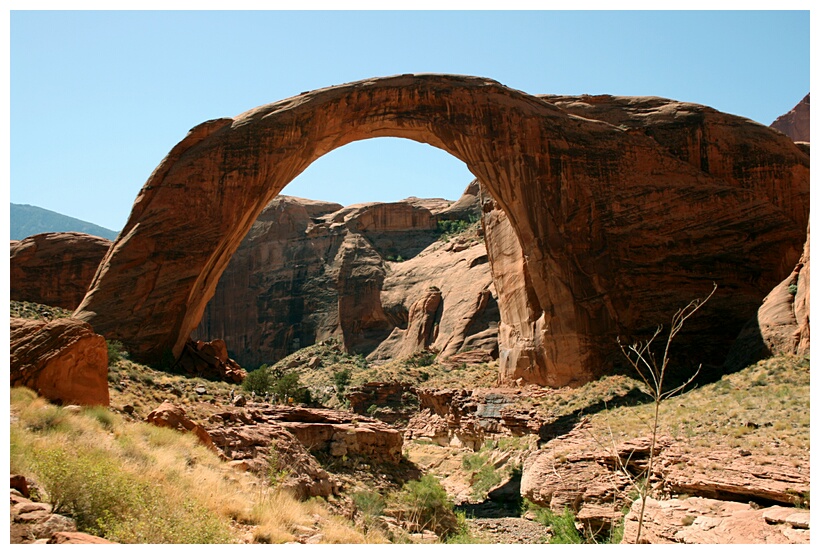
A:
[10,232,111,310]
[726,224,810,370]
[75,75,808,387]
[770,93,810,143]
[10,317,109,406]
[177,339,247,383]
[346,381,418,423]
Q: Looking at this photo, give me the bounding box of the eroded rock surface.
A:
[75,75,808,387]
[10,317,109,406]
[622,497,810,544]
[10,232,111,310]
[405,388,547,449]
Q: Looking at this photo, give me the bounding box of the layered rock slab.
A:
[10,317,109,406]
[10,232,111,310]
[75,75,808,386]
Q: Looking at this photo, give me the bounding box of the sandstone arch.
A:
[74,74,809,385]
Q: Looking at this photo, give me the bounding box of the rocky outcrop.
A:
[520,421,811,538]
[10,317,109,406]
[622,497,809,544]
[346,381,418,423]
[206,413,339,499]
[770,94,810,142]
[405,388,547,449]
[10,232,111,310]
[176,339,246,383]
[208,405,403,465]
[76,75,808,387]
[195,187,495,368]
[726,224,810,369]
[144,402,216,451]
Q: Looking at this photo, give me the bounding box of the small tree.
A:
[242,367,272,396]
[617,283,716,543]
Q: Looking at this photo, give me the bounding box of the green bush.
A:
[273,372,311,404]
[106,340,127,366]
[527,503,582,544]
[333,368,351,400]
[243,367,272,395]
[389,474,459,538]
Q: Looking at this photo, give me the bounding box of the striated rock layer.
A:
[75,75,808,386]
[10,232,111,310]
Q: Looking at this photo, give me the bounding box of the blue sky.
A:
[8,8,811,232]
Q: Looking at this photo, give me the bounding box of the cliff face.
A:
[194,187,494,368]
[10,232,112,310]
[770,94,810,143]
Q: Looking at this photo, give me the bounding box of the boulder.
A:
[10,232,111,310]
[144,402,216,451]
[176,338,247,383]
[10,317,109,406]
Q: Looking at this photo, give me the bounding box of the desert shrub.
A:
[405,350,437,368]
[243,367,272,395]
[529,505,582,544]
[388,474,459,538]
[333,368,351,400]
[106,340,127,365]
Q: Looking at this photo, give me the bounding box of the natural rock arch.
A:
[74,74,809,385]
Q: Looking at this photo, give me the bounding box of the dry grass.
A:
[586,354,810,460]
[10,386,376,544]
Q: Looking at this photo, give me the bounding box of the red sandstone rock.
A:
[10,232,111,310]
[621,497,809,544]
[770,93,810,142]
[144,401,216,451]
[207,417,338,499]
[47,531,115,544]
[10,317,109,406]
[176,338,247,383]
[74,75,808,387]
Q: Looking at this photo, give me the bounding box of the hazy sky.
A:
[8,7,811,232]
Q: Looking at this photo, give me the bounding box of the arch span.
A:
[75,74,809,385]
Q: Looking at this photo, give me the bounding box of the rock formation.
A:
[770,93,810,142]
[726,224,810,369]
[10,232,111,310]
[622,498,809,544]
[176,339,247,383]
[404,387,547,449]
[144,401,216,451]
[74,75,809,387]
[9,317,109,406]
[195,187,494,368]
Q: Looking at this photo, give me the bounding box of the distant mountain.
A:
[10,203,119,241]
